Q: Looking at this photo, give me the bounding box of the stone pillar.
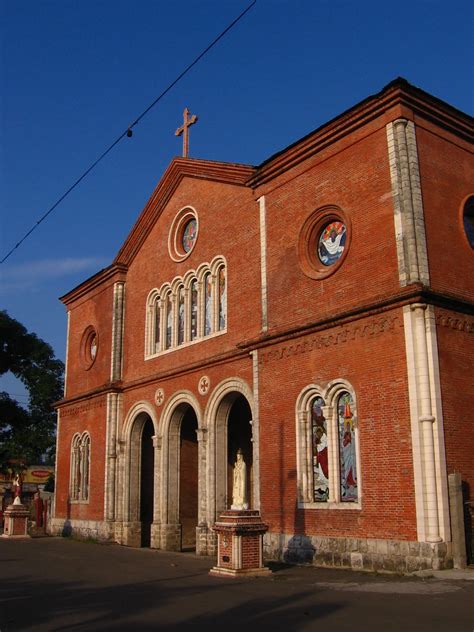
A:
[412,304,441,543]
[196,427,211,555]
[2,498,30,539]
[448,472,467,569]
[150,434,162,549]
[210,510,271,578]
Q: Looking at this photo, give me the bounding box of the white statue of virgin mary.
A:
[231,449,248,510]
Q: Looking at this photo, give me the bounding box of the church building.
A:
[52,78,474,573]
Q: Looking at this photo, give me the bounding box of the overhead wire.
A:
[1,0,257,265]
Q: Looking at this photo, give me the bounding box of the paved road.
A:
[0,537,473,631]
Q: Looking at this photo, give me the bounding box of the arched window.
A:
[190,278,198,341]
[177,285,185,345]
[296,382,360,507]
[337,391,358,502]
[311,396,328,502]
[204,272,213,336]
[154,295,161,352]
[217,265,227,331]
[165,292,173,350]
[80,433,91,501]
[70,432,91,502]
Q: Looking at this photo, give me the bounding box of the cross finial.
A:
[175,107,198,158]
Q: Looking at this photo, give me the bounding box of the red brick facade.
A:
[53,79,474,572]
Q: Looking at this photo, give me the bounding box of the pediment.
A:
[114,157,255,267]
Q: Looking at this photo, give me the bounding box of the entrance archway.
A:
[179,407,199,550]
[126,411,156,548]
[140,417,154,546]
[164,402,199,551]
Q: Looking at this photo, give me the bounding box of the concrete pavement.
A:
[0,537,473,631]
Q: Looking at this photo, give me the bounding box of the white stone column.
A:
[250,350,261,510]
[104,393,121,522]
[412,304,441,542]
[258,196,269,332]
[110,282,125,382]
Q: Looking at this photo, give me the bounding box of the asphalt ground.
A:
[0,537,473,631]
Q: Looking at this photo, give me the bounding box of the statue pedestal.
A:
[2,499,30,539]
[210,510,271,578]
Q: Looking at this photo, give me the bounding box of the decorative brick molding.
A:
[259,315,399,365]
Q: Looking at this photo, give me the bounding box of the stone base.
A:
[211,510,270,578]
[49,518,114,542]
[2,501,30,539]
[264,532,454,573]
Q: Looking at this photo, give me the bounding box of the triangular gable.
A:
[114,157,255,267]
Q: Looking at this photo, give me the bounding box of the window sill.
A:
[298,501,362,510]
[145,328,227,360]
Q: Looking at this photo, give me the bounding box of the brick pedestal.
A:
[210,510,271,578]
[2,499,30,539]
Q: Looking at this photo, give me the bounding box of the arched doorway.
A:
[164,402,199,551]
[179,407,199,550]
[126,412,156,548]
[140,417,154,546]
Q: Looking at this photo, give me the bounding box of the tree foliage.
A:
[0,310,64,469]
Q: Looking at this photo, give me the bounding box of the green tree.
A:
[0,310,64,470]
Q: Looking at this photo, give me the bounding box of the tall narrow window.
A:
[218,266,227,331]
[190,279,198,340]
[154,297,161,352]
[177,286,185,345]
[80,434,91,501]
[204,272,213,336]
[165,293,173,349]
[311,396,328,502]
[337,392,358,502]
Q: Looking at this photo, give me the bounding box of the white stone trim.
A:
[64,312,71,396]
[386,119,430,286]
[250,350,261,510]
[258,195,268,332]
[110,282,125,382]
[104,392,122,521]
[403,304,449,543]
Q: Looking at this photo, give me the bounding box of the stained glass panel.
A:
[154,299,160,351]
[318,221,346,266]
[182,218,197,253]
[190,279,198,340]
[204,273,213,336]
[218,267,226,331]
[165,294,172,349]
[178,287,185,345]
[337,391,358,502]
[311,396,329,502]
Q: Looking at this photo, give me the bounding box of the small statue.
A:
[12,473,22,505]
[231,449,248,510]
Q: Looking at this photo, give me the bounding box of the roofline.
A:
[247,77,473,188]
[60,263,128,306]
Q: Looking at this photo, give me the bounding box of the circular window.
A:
[298,206,351,279]
[462,196,474,249]
[81,327,98,370]
[317,220,347,266]
[168,207,198,261]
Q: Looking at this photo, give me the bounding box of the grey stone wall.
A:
[264,533,453,573]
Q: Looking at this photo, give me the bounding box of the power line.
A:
[1,0,257,265]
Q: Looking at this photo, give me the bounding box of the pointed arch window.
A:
[296,382,360,508]
[154,295,161,352]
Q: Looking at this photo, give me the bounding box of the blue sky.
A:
[1,0,473,398]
